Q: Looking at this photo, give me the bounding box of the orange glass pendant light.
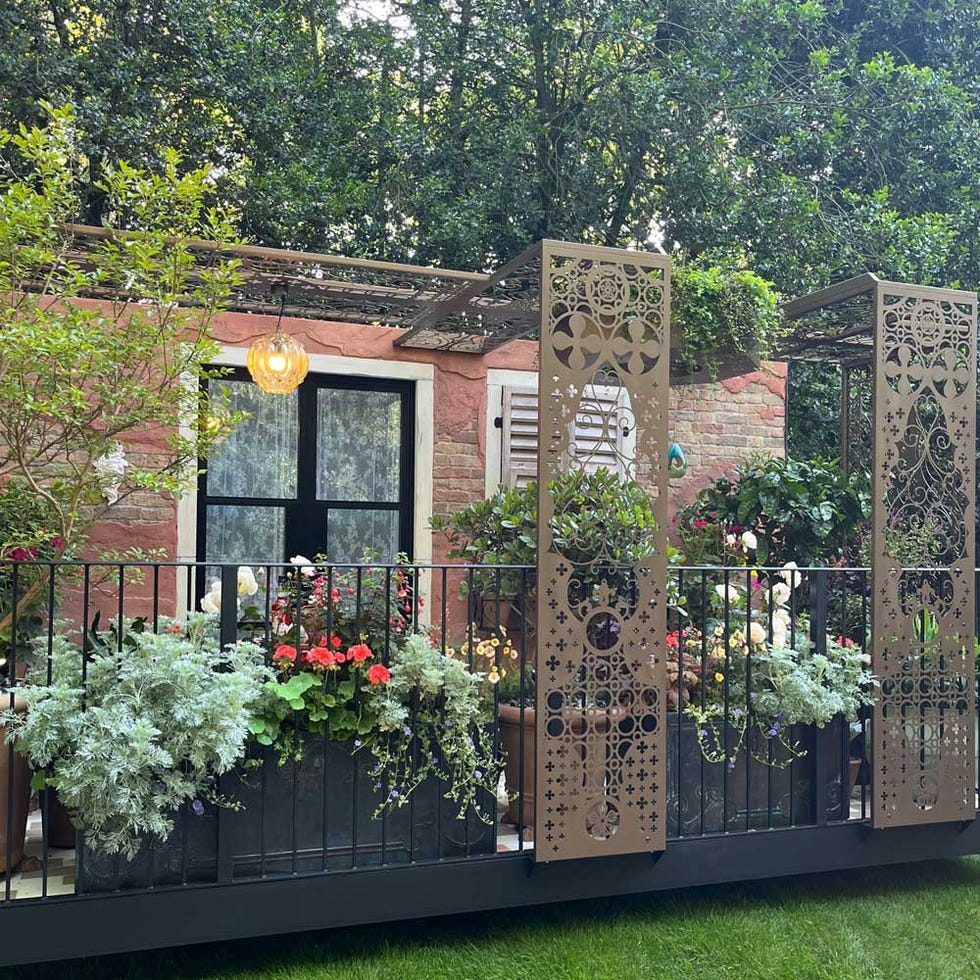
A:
[246,284,309,394]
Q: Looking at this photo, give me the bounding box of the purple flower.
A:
[354,739,361,748]
[474,770,483,779]
[733,708,744,718]
[432,757,439,765]
[191,799,205,817]
[403,726,412,736]
[156,781,167,793]
[373,782,382,792]
[390,790,400,800]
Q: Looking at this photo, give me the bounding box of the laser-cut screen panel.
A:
[535,243,670,861]
[872,283,977,828]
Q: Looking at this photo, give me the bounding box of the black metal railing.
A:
[0,557,949,907]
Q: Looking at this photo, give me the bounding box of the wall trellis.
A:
[535,242,670,861]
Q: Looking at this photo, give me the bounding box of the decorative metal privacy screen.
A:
[535,242,669,861]
[872,282,977,827]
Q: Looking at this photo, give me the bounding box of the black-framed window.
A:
[197,369,415,568]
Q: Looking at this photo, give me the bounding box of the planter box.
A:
[500,709,851,837]
[76,734,494,893]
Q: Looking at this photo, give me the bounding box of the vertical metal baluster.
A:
[744,568,752,832]
[517,566,527,852]
[152,565,160,632]
[322,564,334,874]
[437,567,448,861]
[861,568,869,820]
[766,572,774,831]
[675,569,683,838]
[351,566,362,870]
[261,565,273,879]
[699,570,707,836]
[379,565,389,868]
[723,568,731,834]
[788,569,796,826]
[291,570,302,875]
[5,563,18,902]
[41,562,56,897]
[117,565,125,650]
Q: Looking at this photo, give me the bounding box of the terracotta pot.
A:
[0,694,30,874]
[497,702,620,830]
[498,703,535,828]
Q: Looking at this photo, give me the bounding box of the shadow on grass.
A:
[12,856,980,980]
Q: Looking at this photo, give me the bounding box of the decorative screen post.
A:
[872,282,977,827]
[535,242,670,861]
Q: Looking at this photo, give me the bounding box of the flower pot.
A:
[498,703,535,828]
[0,694,29,875]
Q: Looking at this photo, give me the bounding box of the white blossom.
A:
[93,442,129,505]
[714,583,740,605]
[770,582,792,607]
[741,530,758,551]
[237,566,259,597]
[749,621,767,646]
[779,561,802,589]
[200,580,221,615]
[290,555,316,577]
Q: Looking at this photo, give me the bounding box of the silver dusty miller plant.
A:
[1,614,269,857]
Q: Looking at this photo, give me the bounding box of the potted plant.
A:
[670,261,784,384]
[0,615,269,890]
[435,469,660,830]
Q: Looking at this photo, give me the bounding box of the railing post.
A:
[809,569,833,824]
[216,564,239,883]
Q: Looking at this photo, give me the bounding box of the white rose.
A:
[237,566,259,597]
[200,580,221,615]
[772,620,788,646]
[741,530,758,551]
[779,561,802,589]
[725,533,737,547]
[290,555,316,577]
[772,607,791,628]
[714,583,740,605]
[749,621,767,646]
[770,582,791,607]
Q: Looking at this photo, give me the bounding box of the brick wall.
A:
[80,304,785,568]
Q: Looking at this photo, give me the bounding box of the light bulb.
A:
[267,353,287,373]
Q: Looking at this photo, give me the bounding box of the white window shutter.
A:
[499,384,630,487]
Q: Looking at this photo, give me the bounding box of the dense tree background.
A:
[2,0,977,290]
[3,1,978,462]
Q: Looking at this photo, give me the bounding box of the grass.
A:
[12,857,980,980]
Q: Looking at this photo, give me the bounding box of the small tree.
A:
[0,104,245,637]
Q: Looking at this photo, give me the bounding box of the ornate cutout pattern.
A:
[535,244,669,860]
[872,284,977,827]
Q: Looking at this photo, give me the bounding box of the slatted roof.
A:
[53,225,541,354]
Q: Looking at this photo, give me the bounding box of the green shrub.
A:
[677,455,870,567]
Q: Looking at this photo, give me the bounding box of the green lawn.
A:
[13,858,980,980]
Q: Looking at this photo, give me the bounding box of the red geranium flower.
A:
[367,663,391,685]
[273,644,297,663]
[330,634,343,649]
[348,643,372,663]
[304,646,335,668]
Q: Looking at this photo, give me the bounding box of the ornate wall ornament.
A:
[535,243,669,860]
[872,282,977,827]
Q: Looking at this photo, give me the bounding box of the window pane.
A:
[206,504,286,564]
[326,509,399,563]
[317,389,401,502]
[207,380,297,499]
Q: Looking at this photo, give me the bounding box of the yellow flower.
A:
[490,637,499,647]
[714,672,725,683]
[488,670,500,684]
